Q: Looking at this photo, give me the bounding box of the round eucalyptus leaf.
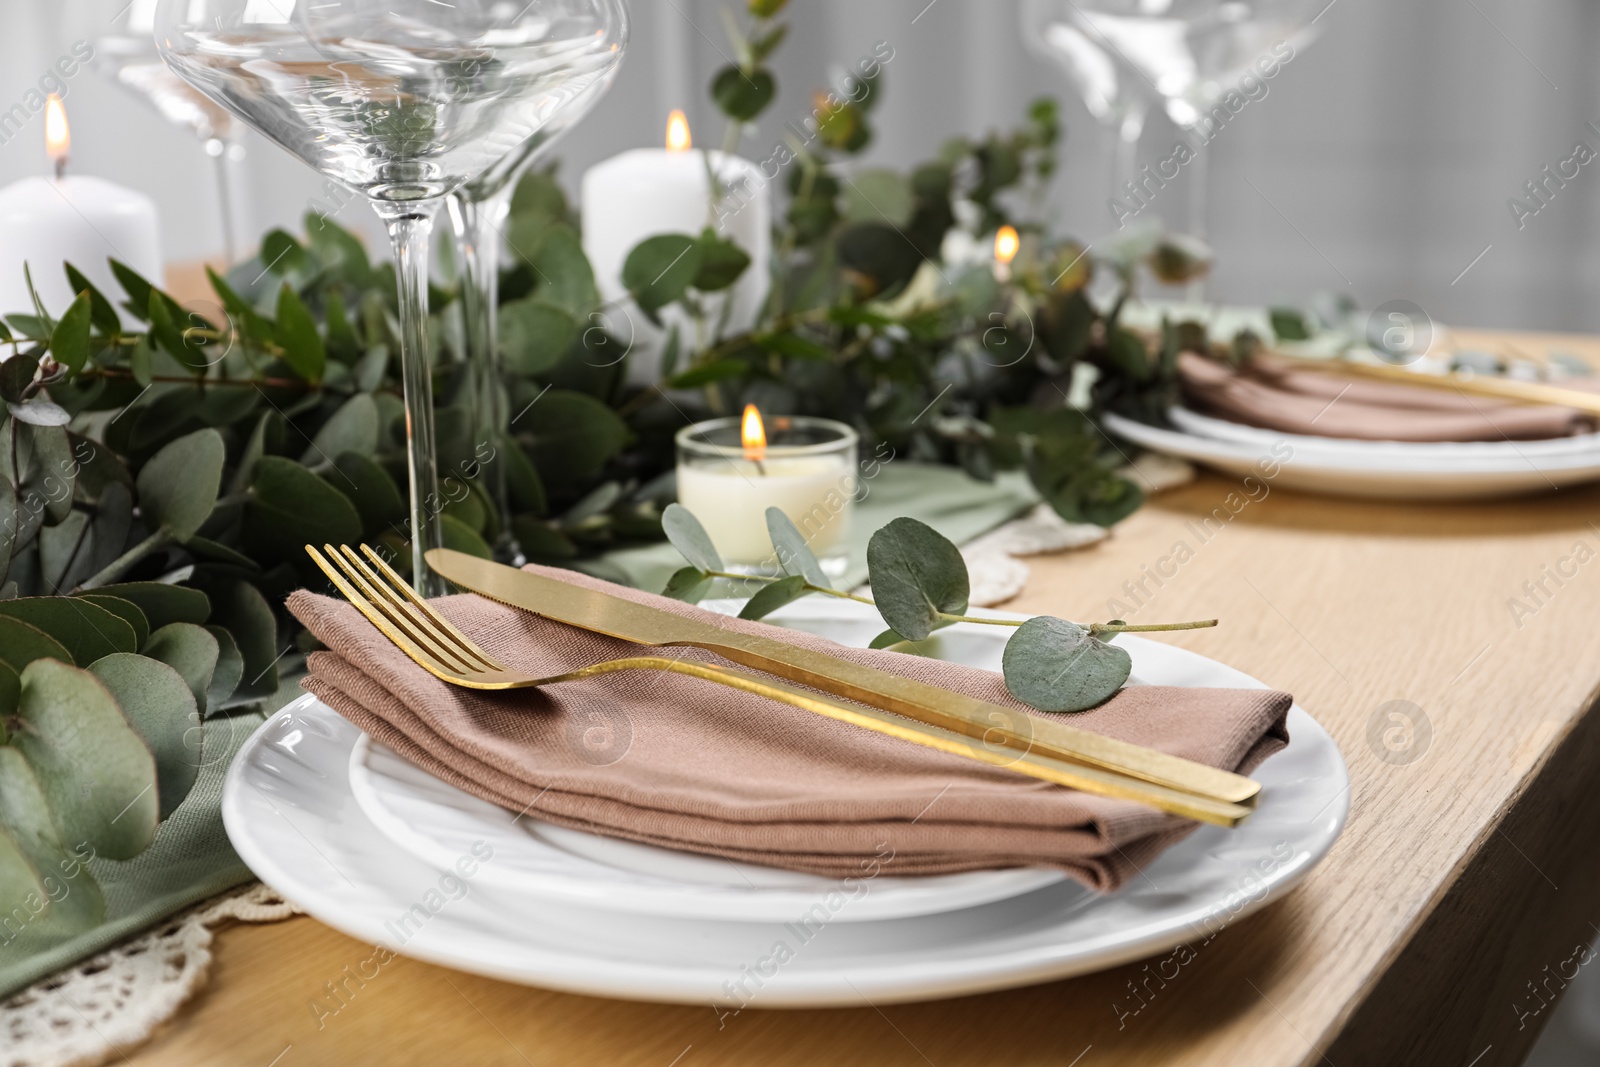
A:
[0,596,137,665]
[711,65,776,122]
[622,234,702,314]
[738,575,809,621]
[203,624,245,717]
[86,582,210,631]
[8,400,71,427]
[27,423,76,523]
[136,428,225,543]
[213,581,280,706]
[865,517,969,641]
[661,565,713,605]
[439,514,493,560]
[692,232,753,293]
[0,748,106,932]
[332,452,406,536]
[766,508,830,588]
[0,616,71,674]
[304,393,379,464]
[662,504,723,573]
[78,594,149,649]
[1001,616,1131,713]
[511,517,578,562]
[243,456,363,563]
[13,658,158,860]
[89,654,201,820]
[141,623,220,715]
[499,299,577,376]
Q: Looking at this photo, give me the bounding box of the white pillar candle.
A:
[0,97,162,318]
[581,111,771,384]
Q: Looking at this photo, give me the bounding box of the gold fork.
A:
[305,544,1255,827]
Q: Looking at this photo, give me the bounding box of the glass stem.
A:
[1186,131,1210,303]
[378,203,446,595]
[1108,105,1148,225]
[210,140,240,264]
[447,191,521,564]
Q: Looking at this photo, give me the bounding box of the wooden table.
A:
[123,329,1600,1067]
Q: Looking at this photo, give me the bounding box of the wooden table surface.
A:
[121,327,1600,1067]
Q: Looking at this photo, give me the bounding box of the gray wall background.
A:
[4,0,1600,333]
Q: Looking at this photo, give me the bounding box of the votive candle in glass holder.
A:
[676,407,859,576]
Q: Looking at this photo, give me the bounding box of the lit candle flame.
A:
[45,95,69,178]
[741,404,767,462]
[994,225,1020,266]
[666,110,692,153]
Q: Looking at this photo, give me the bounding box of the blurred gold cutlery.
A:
[306,543,1256,827]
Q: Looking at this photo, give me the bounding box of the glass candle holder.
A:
[676,415,859,576]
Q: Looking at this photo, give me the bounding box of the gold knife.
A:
[426,549,1260,808]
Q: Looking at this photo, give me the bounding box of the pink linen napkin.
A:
[289,566,1290,892]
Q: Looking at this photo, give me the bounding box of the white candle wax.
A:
[677,455,853,566]
[0,176,163,317]
[581,147,770,383]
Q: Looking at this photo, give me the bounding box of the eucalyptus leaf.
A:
[141,623,220,715]
[499,299,576,376]
[520,390,631,490]
[275,284,327,383]
[333,452,406,536]
[212,581,279,704]
[0,597,137,665]
[243,456,363,563]
[137,428,226,542]
[85,582,209,631]
[8,400,70,427]
[88,654,202,820]
[766,508,830,588]
[692,232,752,292]
[622,234,702,314]
[512,517,578,561]
[865,518,969,641]
[78,594,149,649]
[439,514,494,559]
[0,747,105,932]
[1001,616,1131,713]
[0,616,72,673]
[49,293,92,375]
[738,575,809,620]
[304,394,379,463]
[64,263,121,336]
[711,65,777,122]
[661,565,713,605]
[12,657,159,860]
[203,624,245,716]
[27,423,77,524]
[662,504,723,573]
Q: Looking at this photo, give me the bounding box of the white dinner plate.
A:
[1105,410,1600,500]
[223,602,1349,1006]
[348,735,1064,923]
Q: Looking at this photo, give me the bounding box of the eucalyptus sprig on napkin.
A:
[659,504,1215,713]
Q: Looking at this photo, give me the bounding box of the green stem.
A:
[1088,619,1218,634]
[74,528,171,592]
[705,569,876,607]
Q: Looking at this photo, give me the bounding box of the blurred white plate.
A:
[1106,411,1600,500]
[223,600,1349,1006]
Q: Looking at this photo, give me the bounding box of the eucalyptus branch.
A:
[705,568,876,606]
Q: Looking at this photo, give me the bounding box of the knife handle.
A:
[682,633,1260,806]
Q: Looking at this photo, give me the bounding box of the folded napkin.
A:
[1178,351,1599,441]
[289,567,1291,892]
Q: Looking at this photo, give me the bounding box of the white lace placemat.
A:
[2,884,301,1067]
[965,454,1196,606]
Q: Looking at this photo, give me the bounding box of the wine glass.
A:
[447,69,619,564]
[95,0,248,261]
[1021,0,1159,229]
[1025,0,1321,295]
[153,0,628,594]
